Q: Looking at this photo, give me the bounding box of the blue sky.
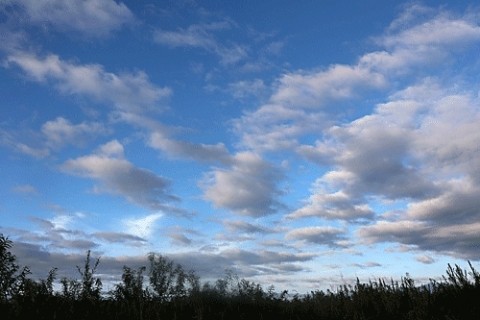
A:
[1,0,480,292]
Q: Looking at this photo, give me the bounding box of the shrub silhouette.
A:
[1,233,480,320]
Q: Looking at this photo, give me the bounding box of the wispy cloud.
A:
[12,184,39,195]
[223,220,274,234]
[227,79,267,100]
[153,21,248,65]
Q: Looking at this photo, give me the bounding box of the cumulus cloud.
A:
[4,0,134,37]
[6,52,171,113]
[281,5,480,261]
[285,226,347,248]
[271,65,386,108]
[42,117,108,149]
[358,182,480,260]
[359,214,480,260]
[235,6,480,153]
[234,104,326,152]
[62,140,178,211]
[201,152,284,216]
[359,7,480,73]
[287,187,375,222]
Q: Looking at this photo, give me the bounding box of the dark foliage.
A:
[1,233,479,319]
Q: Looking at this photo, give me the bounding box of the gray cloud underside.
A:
[62,140,179,211]
[10,240,316,283]
[201,152,285,217]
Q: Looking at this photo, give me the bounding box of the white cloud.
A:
[287,188,374,222]
[270,65,386,108]
[6,52,171,113]
[8,0,134,37]
[97,139,124,157]
[201,152,284,216]
[235,6,480,153]
[233,65,386,153]
[416,255,435,264]
[50,214,75,230]
[360,9,480,73]
[383,15,480,49]
[123,213,163,239]
[234,103,326,151]
[62,140,178,210]
[228,79,266,99]
[42,117,108,149]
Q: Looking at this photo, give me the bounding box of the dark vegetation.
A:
[1,234,479,319]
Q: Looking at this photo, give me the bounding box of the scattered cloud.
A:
[201,152,284,216]
[287,185,375,222]
[42,117,109,149]
[416,255,435,265]
[270,65,386,109]
[285,226,347,248]
[3,0,134,37]
[93,231,147,246]
[62,140,178,211]
[352,261,382,269]
[149,131,232,165]
[6,52,171,113]
[2,2,480,291]
[12,184,38,195]
[227,79,267,99]
[223,220,274,234]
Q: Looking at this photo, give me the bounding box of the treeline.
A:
[1,234,480,320]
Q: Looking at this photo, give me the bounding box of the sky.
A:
[1,0,480,293]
